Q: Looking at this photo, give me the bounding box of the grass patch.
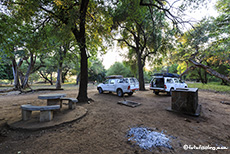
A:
[187,83,230,93]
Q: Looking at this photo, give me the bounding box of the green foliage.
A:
[106,62,132,77]
[170,2,230,82]
[0,61,13,80]
[123,48,138,77]
[143,70,151,83]
[168,64,178,74]
[88,57,106,82]
[216,0,230,13]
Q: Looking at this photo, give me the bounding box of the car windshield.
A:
[104,80,109,84]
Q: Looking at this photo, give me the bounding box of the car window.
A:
[130,78,135,84]
[104,80,109,84]
[174,78,179,83]
[110,79,116,84]
[118,79,123,83]
[152,78,156,84]
[166,79,173,83]
[119,79,128,83]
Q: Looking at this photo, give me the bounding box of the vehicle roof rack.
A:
[151,73,180,78]
[106,75,123,79]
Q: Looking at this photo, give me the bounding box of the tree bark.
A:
[189,59,230,83]
[72,0,89,102]
[76,72,80,85]
[56,67,62,89]
[11,58,21,90]
[197,68,205,84]
[137,52,145,90]
[56,45,67,89]
[179,66,196,77]
[50,73,53,85]
[21,53,35,89]
[62,69,69,83]
[39,71,53,85]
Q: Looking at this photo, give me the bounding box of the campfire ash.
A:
[127,127,172,150]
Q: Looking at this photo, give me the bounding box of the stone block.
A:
[40,111,53,122]
[22,110,32,121]
[68,101,76,109]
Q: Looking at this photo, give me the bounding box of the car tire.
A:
[154,90,159,95]
[98,87,103,94]
[169,88,174,96]
[128,92,133,96]
[117,89,123,97]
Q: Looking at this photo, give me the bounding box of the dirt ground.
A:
[0,86,230,154]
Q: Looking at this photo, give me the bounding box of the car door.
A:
[108,79,116,92]
[102,79,110,91]
[173,78,180,89]
[165,78,173,90]
[129,78,139,90]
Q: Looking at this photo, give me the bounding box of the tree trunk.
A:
[50,73,53,85]
[76,72,80,85]
[137,52,145,90]
[204,70,207,84]
[77,46,88,102]
[72,0,89,102]
[197,68,205,84]
[189,59,230,83]
[179,66,196,77]
[22,74,30,89]
[62,69,69,83]
[56,66,62,89]
[62,73,65,83]
[21,54,35,89]
[56,45,67,89]
[39,71,53,85]
[11,58,21,90]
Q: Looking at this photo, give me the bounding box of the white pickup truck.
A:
[97,76,139,97]
[150,73,188,95]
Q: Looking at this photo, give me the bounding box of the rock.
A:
[184,119,191,122]
[7,91,21,95]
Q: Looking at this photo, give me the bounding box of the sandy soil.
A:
[0,86,230,154]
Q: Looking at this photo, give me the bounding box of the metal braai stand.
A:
[167,88,201,116]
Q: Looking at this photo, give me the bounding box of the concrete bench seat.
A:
[21,105,60,122]
[60,97,78,109]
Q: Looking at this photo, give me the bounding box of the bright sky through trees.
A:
[100,0,219,70]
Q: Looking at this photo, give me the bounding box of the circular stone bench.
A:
[60,98,78,109]
[21,105,60,122]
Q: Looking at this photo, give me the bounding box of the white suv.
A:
[150,73,188,95]
[97,75,139,97]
